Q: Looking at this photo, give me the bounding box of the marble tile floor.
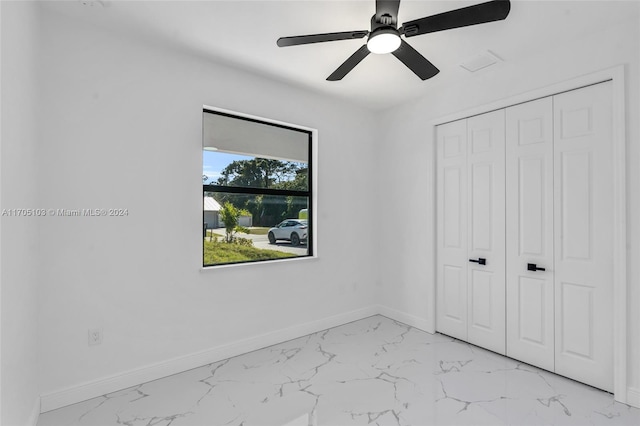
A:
[38,315,640,426]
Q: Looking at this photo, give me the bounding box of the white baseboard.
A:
[40,305,378,413]
[27,397,40,426]
[38,303,634,414]
[627,387,640,409]
[377,305,434,333]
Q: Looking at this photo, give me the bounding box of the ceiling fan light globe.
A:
[367,30,401,54]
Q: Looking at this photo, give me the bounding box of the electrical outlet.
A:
[88,328,103,346]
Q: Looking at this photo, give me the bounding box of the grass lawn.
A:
[240,227,271,235]
[206,228,270,238]
[203,240,295,265]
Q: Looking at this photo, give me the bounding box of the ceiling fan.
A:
[277,0,511,81]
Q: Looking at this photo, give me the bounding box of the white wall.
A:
[36,7,379,399]
[377,6,640,396]
[0,1,42,424]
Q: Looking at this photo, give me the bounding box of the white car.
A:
[268,219,308,246]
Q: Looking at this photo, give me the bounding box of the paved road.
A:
[254,240,307,255]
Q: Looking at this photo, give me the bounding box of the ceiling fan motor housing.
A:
[371,14,397,32]
[367,13,402,54]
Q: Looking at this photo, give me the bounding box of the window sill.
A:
[200,254,318,271]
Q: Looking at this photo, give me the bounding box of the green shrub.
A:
[219,202,251,243]
[234,237,253,247]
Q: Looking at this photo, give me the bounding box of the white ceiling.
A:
[42,0,639,110]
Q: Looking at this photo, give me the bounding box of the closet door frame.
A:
[431,65,627,404]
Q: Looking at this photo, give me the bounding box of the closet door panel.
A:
[554,81,613,392]
[436,119,468,340]
[466,110,506,354]
[505,97,555,371]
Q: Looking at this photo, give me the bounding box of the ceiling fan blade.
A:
[277,31,368,47]
[376,0,400,22]
[392,40,440,80]
[327,45,370,81]
[402,0,510,38]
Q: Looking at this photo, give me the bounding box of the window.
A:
[202,108,313,267]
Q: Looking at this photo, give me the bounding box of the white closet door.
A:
[466,110,506,354]
[505,97,555,370]
[436,119,468,341]
[554,82,613,391]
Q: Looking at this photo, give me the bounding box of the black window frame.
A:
[202,108,314,267]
